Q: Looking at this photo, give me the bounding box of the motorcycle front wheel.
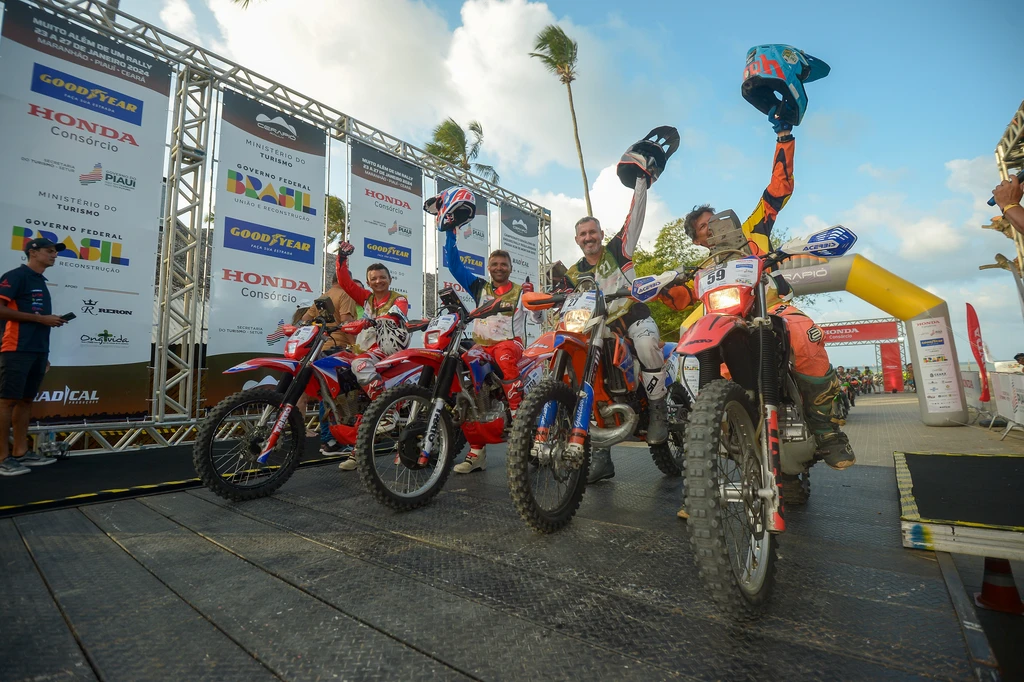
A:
[506,378,589,533]
[355,384,456,511]
[684,379,778,620]
[193,388,304,502]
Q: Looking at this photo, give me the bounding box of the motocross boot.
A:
[587,447,615,483]
[795,367,856,470]
[647,397,669,445]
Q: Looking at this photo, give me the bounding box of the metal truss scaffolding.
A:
[24,0,552,454]
[995,99,1024,275]
[817,318,908,379]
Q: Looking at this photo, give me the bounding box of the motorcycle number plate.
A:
[290,325,317,344]
[562,291,596,313]
[426,314,458,335]
[695,258,759,298]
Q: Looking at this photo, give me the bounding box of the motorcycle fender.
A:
[376,348,445,369]
[223,358,301,375]
[675,314,746,356]
[524,331,586,359]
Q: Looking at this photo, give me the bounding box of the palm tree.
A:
[530,25,591,216]
[424,118,499,184]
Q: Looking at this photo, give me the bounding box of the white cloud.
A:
[945,156,1002,227]
[527,164,674,266]
[160,0,200,43]
[857,163,907,183]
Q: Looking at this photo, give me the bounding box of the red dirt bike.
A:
[355,287,550,510]
[504,276,690,533]
[637,224,858,619]
[193,296,429,501]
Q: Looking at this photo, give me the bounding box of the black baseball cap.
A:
[24,237,66,254]
[1015,352,1024,361]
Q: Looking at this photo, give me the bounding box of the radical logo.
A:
[32,63,143,126]
[223,217,315,264]
[79,162,136,190]
[35,386,100,405]
[256,113,297,140]
[11,226,129,266]
[224,169,316,215]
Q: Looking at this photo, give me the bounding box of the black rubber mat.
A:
[904,453,1024,528]
[0,441,330,515]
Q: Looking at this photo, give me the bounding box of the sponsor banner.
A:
[879,342,903,392]
[821,321,900,344]
[965,303,990,402]
[961,370,983,411]
[206,90,326,404]
[435,178,488,311]
[911,318,963,413]
[0,1,170,419]
[348,141,423,318]
[499,203,540,340]
[992,373,1013,422]
[1015,374,1024,425]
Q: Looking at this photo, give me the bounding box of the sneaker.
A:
[454,448,486,474]
[16,451,56,467]
[815,431,856,470]
[338,457,358,471]
[320,439,345,455]
[0,457,31,476]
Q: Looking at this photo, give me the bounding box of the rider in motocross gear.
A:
[567,128,677,483]
[334,245,412,470]
[663,111,855,473]
[427,186,535,474]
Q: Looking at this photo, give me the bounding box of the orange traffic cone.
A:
[974,557,1024,616]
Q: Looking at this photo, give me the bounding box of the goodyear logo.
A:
[442,250,484,276]
[364,238,411,266]
[32,64,143,126]
[223,216,314,264]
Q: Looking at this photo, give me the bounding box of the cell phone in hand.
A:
[59,312,76,321]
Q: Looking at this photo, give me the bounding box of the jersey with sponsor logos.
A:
[443,231,525,345]
[0,265,53,353]
[565,177,649,324]
[336,257,409,319]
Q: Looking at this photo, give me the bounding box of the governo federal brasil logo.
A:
[11,226,129,266]
[224,168,316,215]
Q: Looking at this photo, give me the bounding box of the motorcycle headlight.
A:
[706,287,742,312]
[562,308,592,333]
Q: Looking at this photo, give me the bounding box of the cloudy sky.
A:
[129,0,1020,366]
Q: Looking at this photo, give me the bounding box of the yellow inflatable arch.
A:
[681,254,967,426]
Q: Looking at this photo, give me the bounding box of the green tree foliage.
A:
[530,25,592,216]
[326,194,346,243]
[424,118,499,183]
[632,218,706,341]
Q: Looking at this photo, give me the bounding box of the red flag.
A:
[965,303,990,402]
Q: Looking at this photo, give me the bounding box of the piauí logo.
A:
[256,113,297,140]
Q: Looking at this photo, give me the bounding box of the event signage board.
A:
[205,90,326,404]
[879,342,903,392]
[348,141,424,319]
[910,318,963,413]
[435,178,488,311]
[0,0,170,419]
[499,203,540,340]
[821,321,899,344]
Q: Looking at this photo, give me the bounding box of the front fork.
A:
[417,355,458,466]
[536,331,602,467]
[754,310,785,533]
[257,362,316,464]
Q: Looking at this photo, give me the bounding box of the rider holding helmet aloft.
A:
[660,45,855,475]
[567,127,679,484]
[426,186,534,474]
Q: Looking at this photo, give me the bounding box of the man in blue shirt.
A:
[0,238,68,476]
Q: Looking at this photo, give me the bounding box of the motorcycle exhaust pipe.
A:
[590,403,638,448]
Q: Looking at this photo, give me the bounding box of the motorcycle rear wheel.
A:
[506,379,589,533]
[684,379,778,620]
[355,384,455,511]
[193,388,304,502]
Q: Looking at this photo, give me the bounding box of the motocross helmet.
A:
[424,186,476,232]
[742,44,830,127]
[617,126,680,188]
[374,317,410,355]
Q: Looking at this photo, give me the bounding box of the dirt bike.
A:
[193,296,428,501]
[834,382,851,421]
[505,277,690,533]
[354,287,549,510]
[651,224,857,619]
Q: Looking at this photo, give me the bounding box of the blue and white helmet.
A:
[742,44,830,127]
[424,186,476,232]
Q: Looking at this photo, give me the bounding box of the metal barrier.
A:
[962,370,1024,439]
